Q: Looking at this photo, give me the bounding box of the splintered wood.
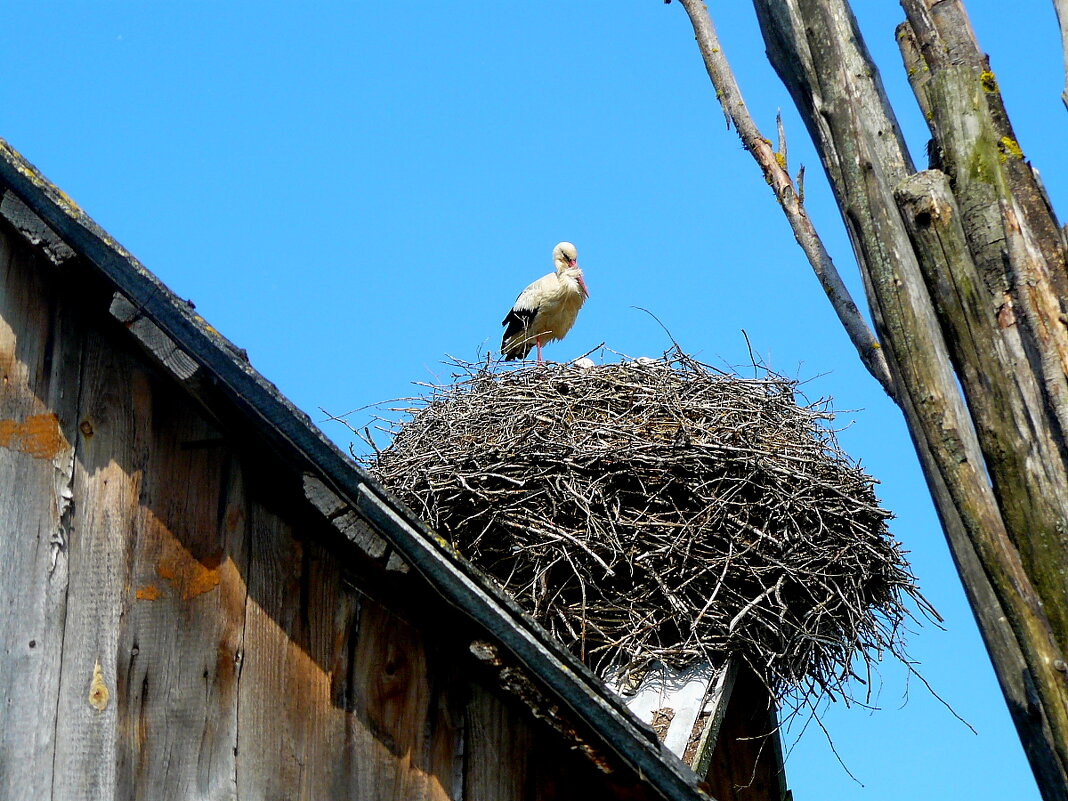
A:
[370,353,929,707]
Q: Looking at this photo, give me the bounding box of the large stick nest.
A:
[365,352,925,702]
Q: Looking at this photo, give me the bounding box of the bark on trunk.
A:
[894,172,1068,799]
[682,0,1068,796]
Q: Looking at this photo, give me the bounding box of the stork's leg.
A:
[536,337,543,364]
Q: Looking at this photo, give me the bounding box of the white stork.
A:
[501,242,589,362]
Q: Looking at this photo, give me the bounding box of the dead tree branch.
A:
[1056,0,1068,110]
[674,0,894,398]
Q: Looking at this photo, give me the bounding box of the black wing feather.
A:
[501,306,538,360]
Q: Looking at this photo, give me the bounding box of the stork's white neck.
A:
[557,264,588,299]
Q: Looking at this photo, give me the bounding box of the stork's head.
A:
[553,241,587,298]
[553,241,579,272]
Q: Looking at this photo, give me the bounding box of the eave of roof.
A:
[0,137,709,801]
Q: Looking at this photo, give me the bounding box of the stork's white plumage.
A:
[502,242,589,362]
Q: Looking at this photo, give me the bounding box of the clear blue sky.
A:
[4,3,1064,798]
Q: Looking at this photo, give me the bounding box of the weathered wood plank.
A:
[464,684,532,801]
[303,473,388,561]
[113,389,249,801]
[109,293,200,382]
[687,659,738,776]
[700,667,785,801]
[428,661,465,801]
[235,503,383,800]
[0,226,81,799]
[0,189,76,264]
[51,324,148,800]
[342,598,455,800]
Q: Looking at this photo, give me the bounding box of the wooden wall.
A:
[700,668,786,801]
[0,223,666,801]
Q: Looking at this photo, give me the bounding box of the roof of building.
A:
[0,137,709,801]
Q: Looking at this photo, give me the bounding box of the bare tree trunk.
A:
[895,172,1068,800]
[672,0,1068,797]
[893,7,1068,785]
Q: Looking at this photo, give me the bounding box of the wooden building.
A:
[0,139,787,801]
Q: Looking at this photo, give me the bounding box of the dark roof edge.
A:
[0,138,708,801]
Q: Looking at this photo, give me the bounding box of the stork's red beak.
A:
[578,273,589,298]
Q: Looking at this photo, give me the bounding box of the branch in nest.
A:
[366,354,929,712]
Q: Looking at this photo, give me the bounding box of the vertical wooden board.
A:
[342,599,458,801]
[427,651,466,801]
[113,387,250,801]
[532,736,653,801]
[463,677,665,801]
[236,504,361,800]
[51,325,154,801]
[700,667,785,801]
[463,684,532,801]
[0,230,81,798]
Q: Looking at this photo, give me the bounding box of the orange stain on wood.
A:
[89,661,109,711]
[136,584,162,601]
[0,413,69,459]
[156,538,221,601]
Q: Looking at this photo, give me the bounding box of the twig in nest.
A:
[364,351,929,715]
